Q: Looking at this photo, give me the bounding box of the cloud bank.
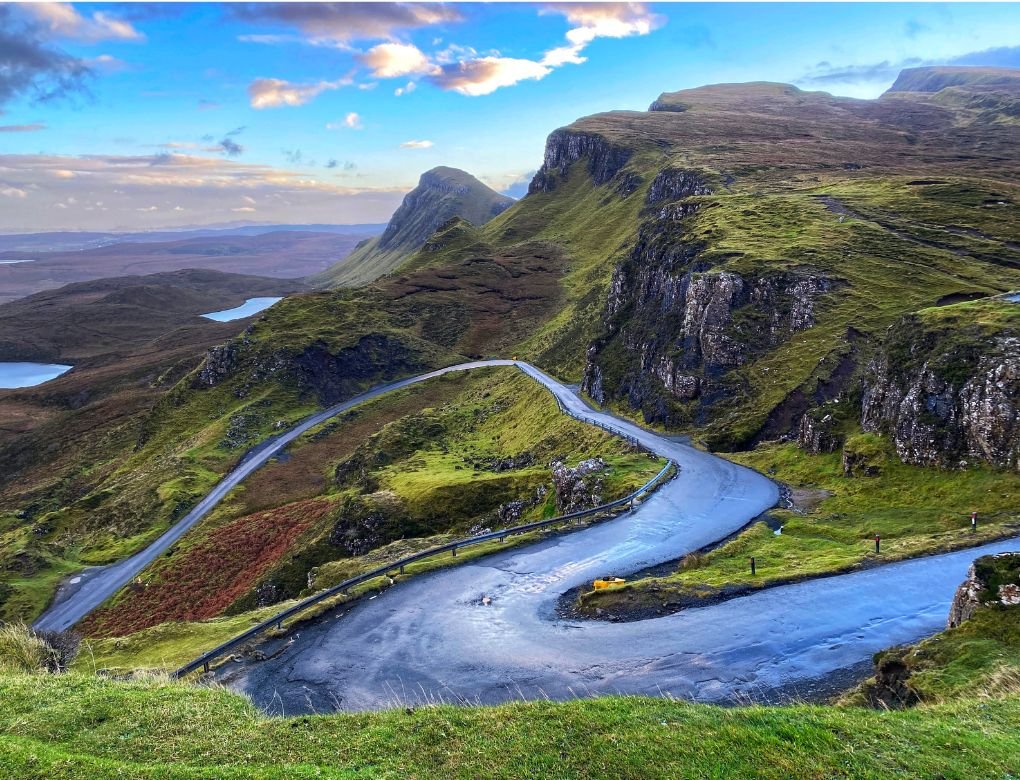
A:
[0,152,406,230]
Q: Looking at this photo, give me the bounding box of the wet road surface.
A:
[220,365,1017,713]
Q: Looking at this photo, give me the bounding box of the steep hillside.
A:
[0,271,301,620]
[315,167,513,287]
[887,65,1020,93]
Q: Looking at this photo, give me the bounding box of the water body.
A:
[1005,292,1020,302]
[0,362,72,389]
[201,296,282,322]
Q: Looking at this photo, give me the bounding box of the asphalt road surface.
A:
[220,365,1016,713]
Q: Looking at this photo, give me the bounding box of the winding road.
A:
[34,360,518,633]
[35,360,1017,715]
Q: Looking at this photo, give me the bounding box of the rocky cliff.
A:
[947,552,1020,628]
[862,297,1020,470]
[529,130,633,194]
[578,165,837,444]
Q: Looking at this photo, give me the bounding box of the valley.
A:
[2,58,1019,779]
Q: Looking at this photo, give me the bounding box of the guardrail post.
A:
[203,661,209,673]
[452,546,457,557]
[399,564,405,574]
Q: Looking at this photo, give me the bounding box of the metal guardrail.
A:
[172,457,674,678]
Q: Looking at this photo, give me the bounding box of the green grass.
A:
[581,436,1020,614]
[846,605,1020,706]
[0,670,1019,779]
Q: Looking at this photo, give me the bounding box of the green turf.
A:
[0,670,1018,779]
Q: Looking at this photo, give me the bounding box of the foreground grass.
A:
[582,437,1019,615]
[1,671,1019,779]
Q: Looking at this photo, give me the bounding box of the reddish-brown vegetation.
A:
[81,497,334,637]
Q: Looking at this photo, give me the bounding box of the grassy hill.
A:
[314,167,513,288]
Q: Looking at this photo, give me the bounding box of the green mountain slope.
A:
[314,166,513,288]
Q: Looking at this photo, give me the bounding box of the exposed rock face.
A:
[797,412,841,453]
[194,342,240,387]
[191,332,427,407]
[947,552,1020,628]
[646,168,712,204]
[580,176,834,439]
[529,130,632,193]
[551,457,607,512]
[862,318,1020,470]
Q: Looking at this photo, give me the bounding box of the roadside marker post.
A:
[750,557,756,576]
[971,512,977,532]
[875,534,881,554]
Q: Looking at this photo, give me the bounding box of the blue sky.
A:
[1,2,1018,231]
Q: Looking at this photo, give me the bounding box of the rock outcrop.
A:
[529,130,632,193]
[947,552,1020,628]
[862,307,1020,470]
[551,457,608,512]
[797,411,841,454]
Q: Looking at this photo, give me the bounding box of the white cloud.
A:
[21,3,144,42]
[431,57,552,96]
[394,81,417,97]
[231,206,256,213]
[1,187,27,199]
[400,140,434,149]
[248,77,349,109]
[326,112,364,130]
[136,206,158,212]
[359,42,438,78]
[86,54,129,72]
[539,3,664,70]
[424,3,662,96]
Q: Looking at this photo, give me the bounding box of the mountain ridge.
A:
[314,166,513,288]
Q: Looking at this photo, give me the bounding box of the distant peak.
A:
[885,66,1020,95]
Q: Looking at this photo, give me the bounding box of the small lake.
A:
[201,297,283,322]
[1006,292,1020,303]
[0,362,72,389]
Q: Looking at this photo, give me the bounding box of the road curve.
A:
[219,364,1017,714]
[34,360,519,633]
